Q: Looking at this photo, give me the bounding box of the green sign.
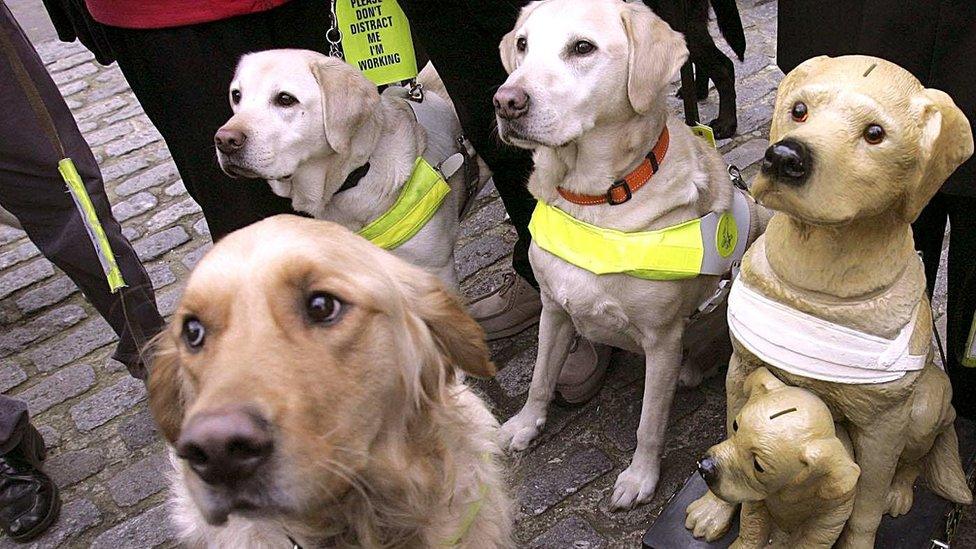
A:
[336,0,418,86]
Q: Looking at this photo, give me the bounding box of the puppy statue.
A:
[686,55,974,548]
[700,368,859,548]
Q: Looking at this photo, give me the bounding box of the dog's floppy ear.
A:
[801,438,861,500]
[770,55,829,141]
[901,88,975,222]
[147,334,186,445]
[621,3,688,115]
[743,367,785,398]
[411,276,495,380]
[311,60,381,156]
[499,1,542,74]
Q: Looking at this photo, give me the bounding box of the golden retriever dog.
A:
[700,368,859,549]
[686,56,973,548]
[493,0,766,510]
[148,215,512,548]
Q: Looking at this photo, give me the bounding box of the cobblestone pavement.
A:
[1,1,973,547]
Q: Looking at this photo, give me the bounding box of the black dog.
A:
[645,0,746,139]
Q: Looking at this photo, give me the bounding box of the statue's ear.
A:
[743,367,785,398]
[801,438,861,500]
[900,88,974,222]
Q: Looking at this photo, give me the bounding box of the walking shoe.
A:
[468,273,542,341]
[0,425,60,543]
[554,335,612,406]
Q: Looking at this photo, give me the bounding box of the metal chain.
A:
[326,0,343,59]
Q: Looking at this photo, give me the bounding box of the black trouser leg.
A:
[399,1,537,286]
[102,0,335,241]
[0,3,162,377]
[914,194,976,419]
[0,397,28,455]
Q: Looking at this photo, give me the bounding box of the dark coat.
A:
[778,0,976,196]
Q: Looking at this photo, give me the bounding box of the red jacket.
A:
[85,0,291,29]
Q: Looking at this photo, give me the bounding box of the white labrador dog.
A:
[215,50,483,288]
[494,0,766,510]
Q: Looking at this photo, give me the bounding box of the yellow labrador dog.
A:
[149,215,511,548]
[494,0,765,510]
[215,50,483,288]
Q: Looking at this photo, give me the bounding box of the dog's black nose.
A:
[176,407,273,486]
[493,85,530,120]
[215,128,247,154]
[762,138,810,183]
[698,456,719,486]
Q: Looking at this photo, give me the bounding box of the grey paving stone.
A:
[27,317,117,372]
[85,121,134,148]
[111,191,158,223]
[17,364,96,415]
[70,376,147,431]
[517,447,613,516]
[36,39,87,64]
[0,304,86,357]
[46,449,106,487]
[723,138,768,171]
[108,452,169,507]
[115,163,179,197]
[105,129,163,157]
[164,180,187,197]
[181,244,211,271]
[147,263,177,290]
[74,96,128,124]
[460,199,507,241]
[91,504,174,549]
[0,240,40,270]
[122,226,141,241]
[0,259,54,300]
[496,344,537,397]
[456,234,511,281]
[0,225,25,246]
[15,276,78,314]
[102,155,151,184]
[118,409,160,451]
[58,79,89,97]
[192,217,210,237]
[51,62,97,85]
[0,498,101,549]
[0,364,27,393]
[529,516,606,549]
[102,104,146,125]
[81,80,131,104]
[146,197,202,231]
[36,425,60,449]
[156,285,184,317]
[47,49,95,73]
[134,227,190,262]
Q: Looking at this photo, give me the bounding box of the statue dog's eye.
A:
[754,456,765,473]
[864,124,885,145]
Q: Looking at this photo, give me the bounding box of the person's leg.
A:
[0,394,58,543]
[944,194,976,419]
[398,0,537,286]
[100,0,334,241]
[0,1,162,378]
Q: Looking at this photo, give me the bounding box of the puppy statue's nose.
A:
[698,456,719,486]
[214,128,247,154]
[761,138,810,183]
[176,407,273,486]
[493,86,530,120]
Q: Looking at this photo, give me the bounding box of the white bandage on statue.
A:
[727,280,926,384]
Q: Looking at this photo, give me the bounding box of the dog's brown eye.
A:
[182,317,206,350]
[276,92,298,107]
[306,292,342,324]
[864,124,885,144]
[573,40,596,56]
[732,420,738,432]
[516,36,527,53]
[754,456,764,473]
[791,101,808,122]
[231,90,241,105]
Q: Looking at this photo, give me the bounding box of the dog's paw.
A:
[685,492,737,542]
[708,116,738,140]
[609,464,659,510]
[499,411,545,451]
[886,482,915,517]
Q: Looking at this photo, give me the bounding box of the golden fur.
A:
[148,215,512,548]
